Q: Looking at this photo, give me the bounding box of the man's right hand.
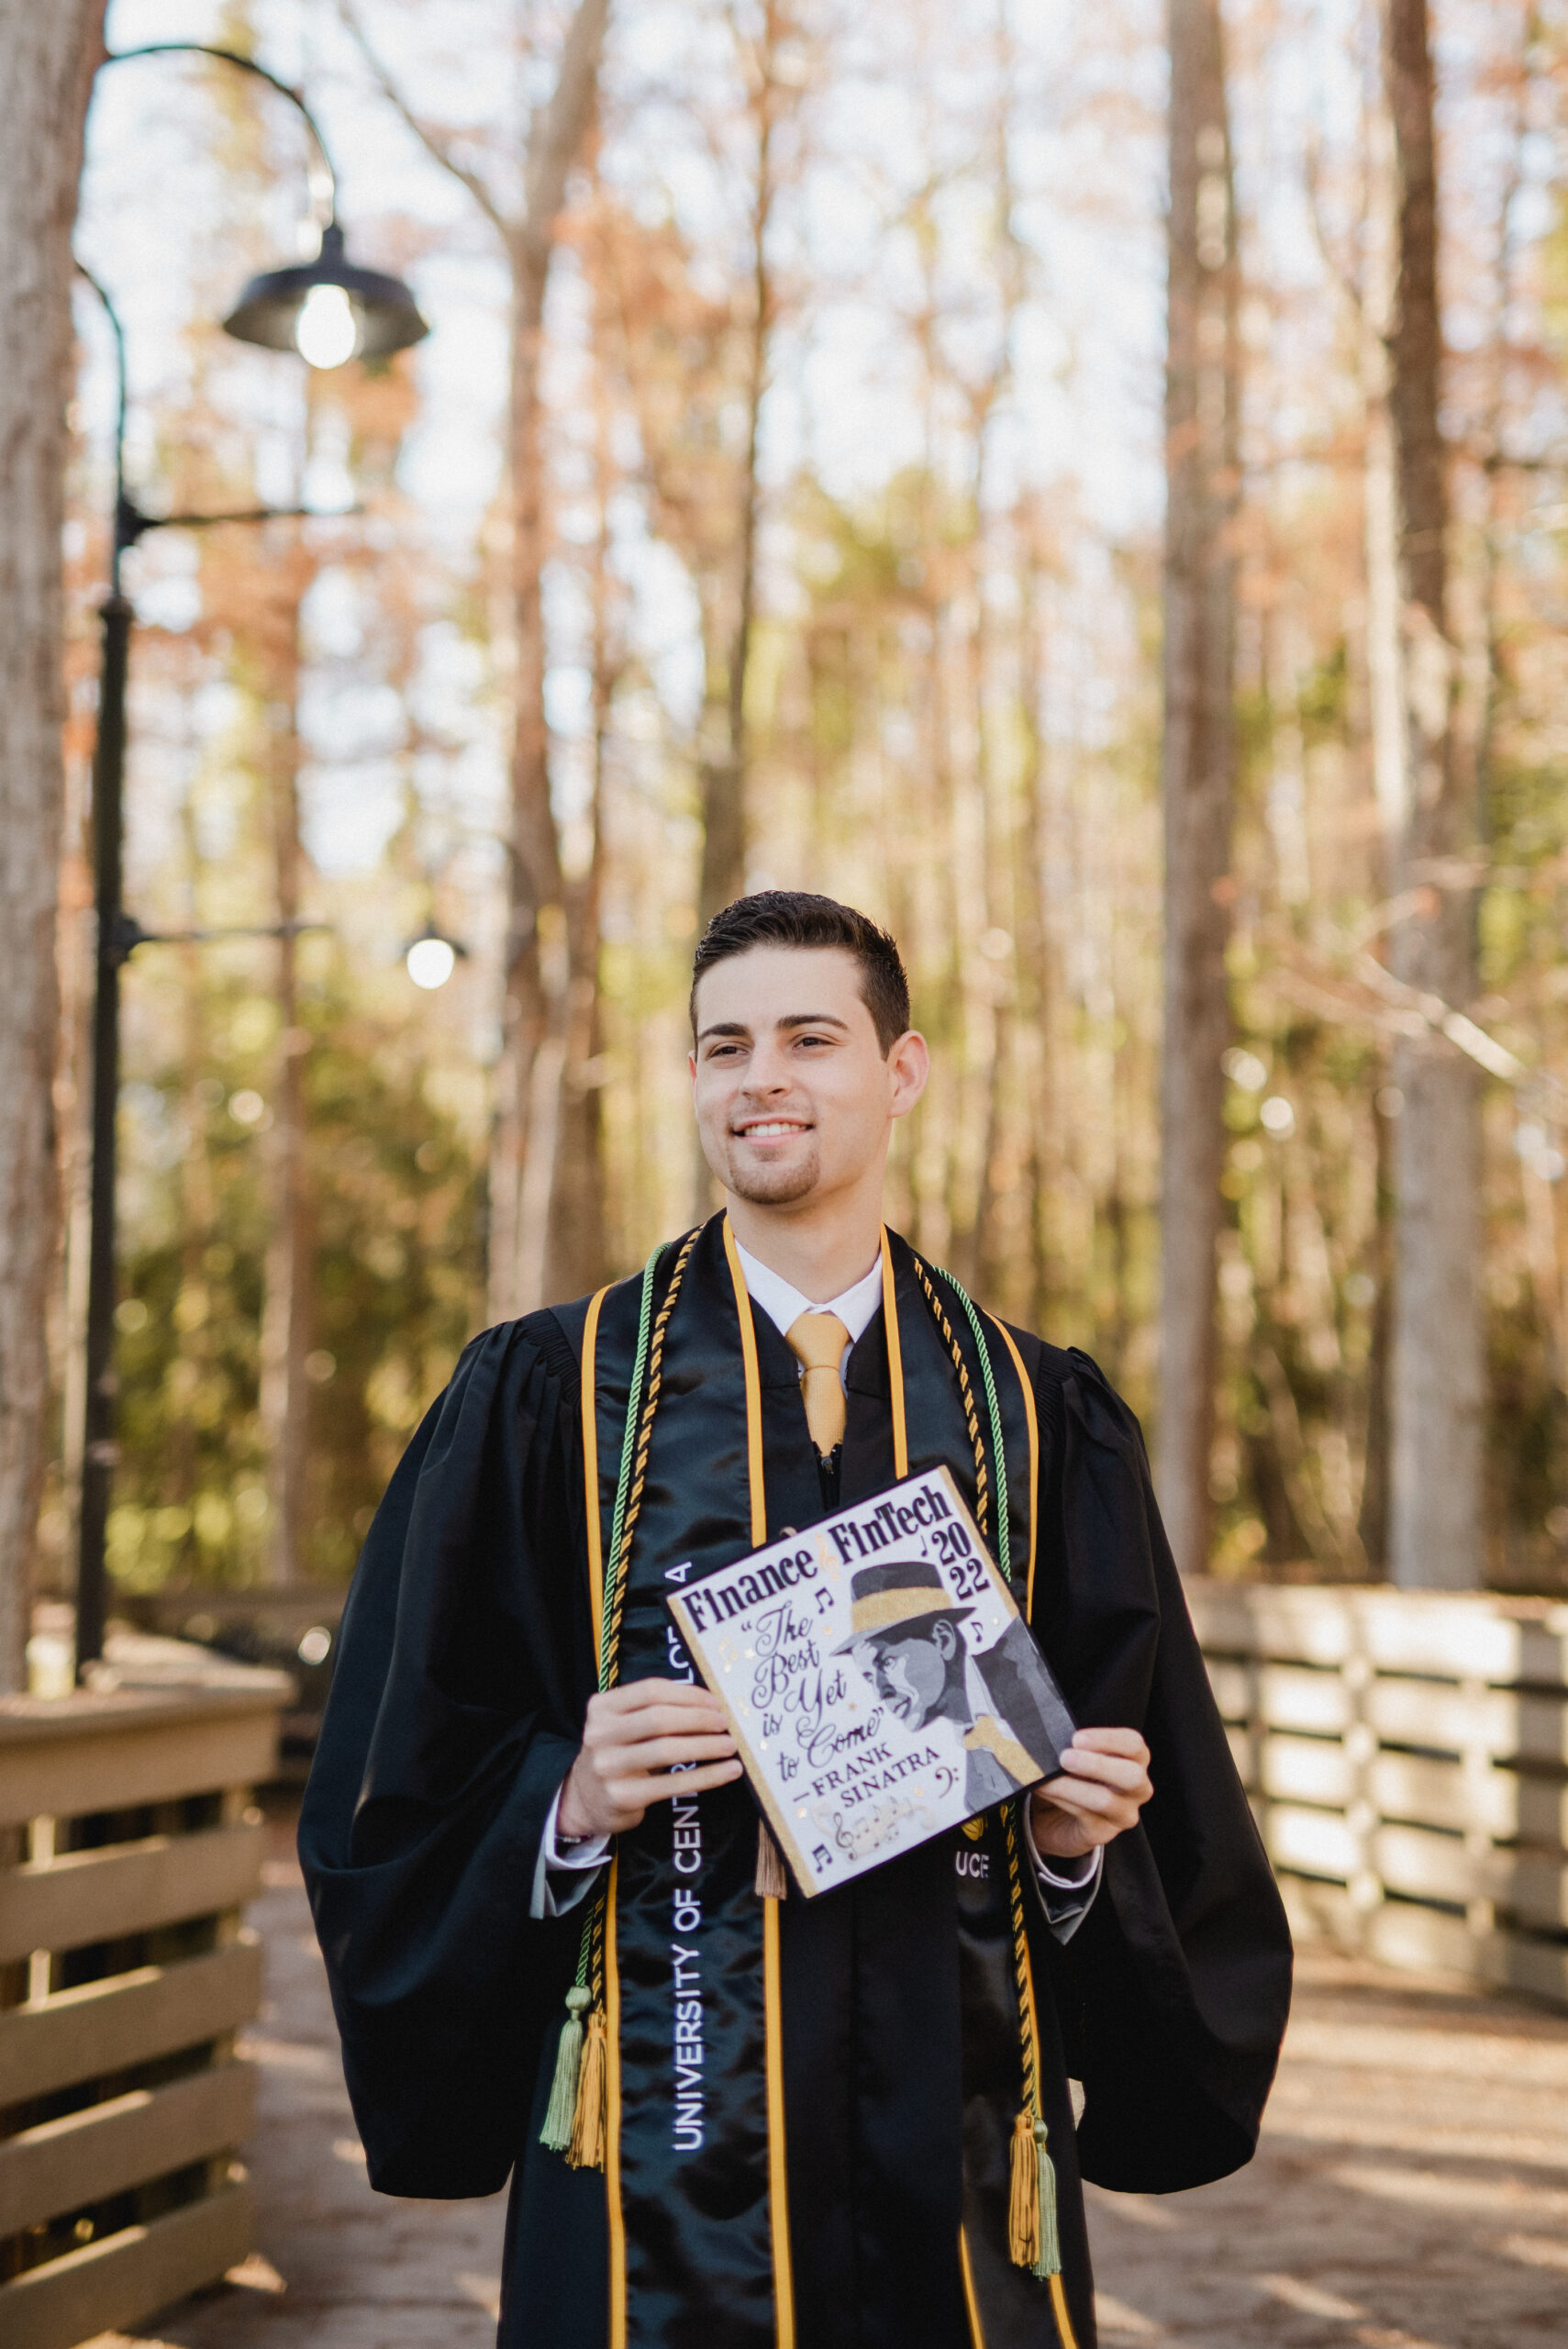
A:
[557,1679,741,1840]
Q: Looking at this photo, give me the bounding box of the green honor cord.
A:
[540,1242,663,2154]
[929,1264,1011,1585]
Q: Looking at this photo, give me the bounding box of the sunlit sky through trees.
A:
[55,0,1568,1598]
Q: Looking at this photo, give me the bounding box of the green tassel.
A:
[540,1986,591,2151]
[1031,2116,1061,2279]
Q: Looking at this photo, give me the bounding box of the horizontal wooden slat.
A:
[0,1712,278,1830]
[1234,1676,1568,1768]
[1373,1821,1487,1908]
[1257,1664,1349,1737]
[0,2058,253,2234]
[0,2174,252,2349]
[0,1940,261,2107]
[1365,1898,1483,1980]
[1366,1678,1568,1765]
[1204,1658,1255,1721]
[0,1821,263,1966]
[1185,1580,1568,1684]
[1261,1733,1351,1809]
[1368,1750,1508,1836]
[1344,1595,1548,1683]
[1186,1585,1360,1667]
[1262,1803,1359,1880]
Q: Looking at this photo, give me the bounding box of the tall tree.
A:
[343,0,611,1319]
[1382,0,1482,1587]
[0,4,107,1689]
[1159,0,1239,1574]
[695,0,805,930]
[255,539,315,1588]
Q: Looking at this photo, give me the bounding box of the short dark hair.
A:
[690,892,911,1054]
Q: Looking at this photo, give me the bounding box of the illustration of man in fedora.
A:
[835,1556,1074,1811]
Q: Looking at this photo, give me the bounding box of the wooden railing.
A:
[1188,1580,1568,2007]
[0,1669,286,2349]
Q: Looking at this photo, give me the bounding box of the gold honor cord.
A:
[581,1285,609,1653]
[909,1254,1070,2335]
[552,1229,1062,2349]
[984,1313,1040,1620]
[541,1231,698,2170]
[878,1228,909,1477]
[958,2225,988,2349]
[605,1854,626,2349]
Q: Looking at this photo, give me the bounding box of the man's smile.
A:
[735,1118,812,1141]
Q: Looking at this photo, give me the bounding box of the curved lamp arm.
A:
[80,44,348,585]
[99,41,339,222]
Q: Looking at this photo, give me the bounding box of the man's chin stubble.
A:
[721,1145,821,1206]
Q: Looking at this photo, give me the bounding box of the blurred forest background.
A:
[34,0,1568,1613]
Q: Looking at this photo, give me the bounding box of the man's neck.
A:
[723,1192,884,1304]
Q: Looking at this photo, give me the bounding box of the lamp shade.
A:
[223,220,428,365]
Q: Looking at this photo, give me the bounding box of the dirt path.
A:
[106,1828,1568,2349]
[1087,1945,1568,2348]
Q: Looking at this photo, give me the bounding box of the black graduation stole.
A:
[545,1215,1079,2349]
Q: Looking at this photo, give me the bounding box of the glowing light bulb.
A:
[295,283,359,370]
[406,936,457,990]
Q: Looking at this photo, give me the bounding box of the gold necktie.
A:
[785,1311,851,1455]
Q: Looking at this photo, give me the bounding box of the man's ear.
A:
[932,1618,958,1659]
[887,1029,929,1119]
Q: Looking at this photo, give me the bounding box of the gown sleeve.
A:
[1027,1343,1294,2194]
[297,1315,595,2199]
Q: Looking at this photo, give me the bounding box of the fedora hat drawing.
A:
[831,1557,973,1653]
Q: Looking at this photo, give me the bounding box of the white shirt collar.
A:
[732,1236,884,1353]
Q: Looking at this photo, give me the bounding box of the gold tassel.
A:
[1007,2110,1062,2277]
[539,1986,589,2152]
[754,1820,787,1899]
[1008,2109,1039,2268]
[567,2004,607,2169]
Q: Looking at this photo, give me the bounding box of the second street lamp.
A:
[404,925,470,991]
[73,45,429,1678]
[226,220,429,367]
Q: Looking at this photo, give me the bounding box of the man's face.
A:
[864,1620,954,1731]
[689,945,927,1210]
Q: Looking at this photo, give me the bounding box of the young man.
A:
[302,893,1291,2349]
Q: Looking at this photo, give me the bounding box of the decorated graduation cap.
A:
[831,1556,973,1653]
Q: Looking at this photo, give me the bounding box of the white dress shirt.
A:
[532,1236,1102,1933]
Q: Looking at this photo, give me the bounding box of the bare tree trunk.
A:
[172,791,217,1539]
[696,5,785,932]
[1018,540,1058,1338]
[343,0,609,1321]
[0,4,106,1689]
[551,343,617,1292]
[486,2,611,1320]
[259,607,312,1586]
[1382,0,1482,1590]
[1158,0,1239,1575]
[489,239,565,1319]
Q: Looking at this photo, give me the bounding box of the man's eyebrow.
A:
[695,1011,851,1042]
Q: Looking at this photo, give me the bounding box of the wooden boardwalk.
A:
[106,1812,1568,2349]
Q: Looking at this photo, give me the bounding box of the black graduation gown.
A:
[299,1224,1291,2349]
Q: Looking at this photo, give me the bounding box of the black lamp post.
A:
[73,45,428,1679]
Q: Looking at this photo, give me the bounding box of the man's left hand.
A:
[1029,1727,1152,1862]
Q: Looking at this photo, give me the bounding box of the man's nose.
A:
[741,1045,794,1095]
